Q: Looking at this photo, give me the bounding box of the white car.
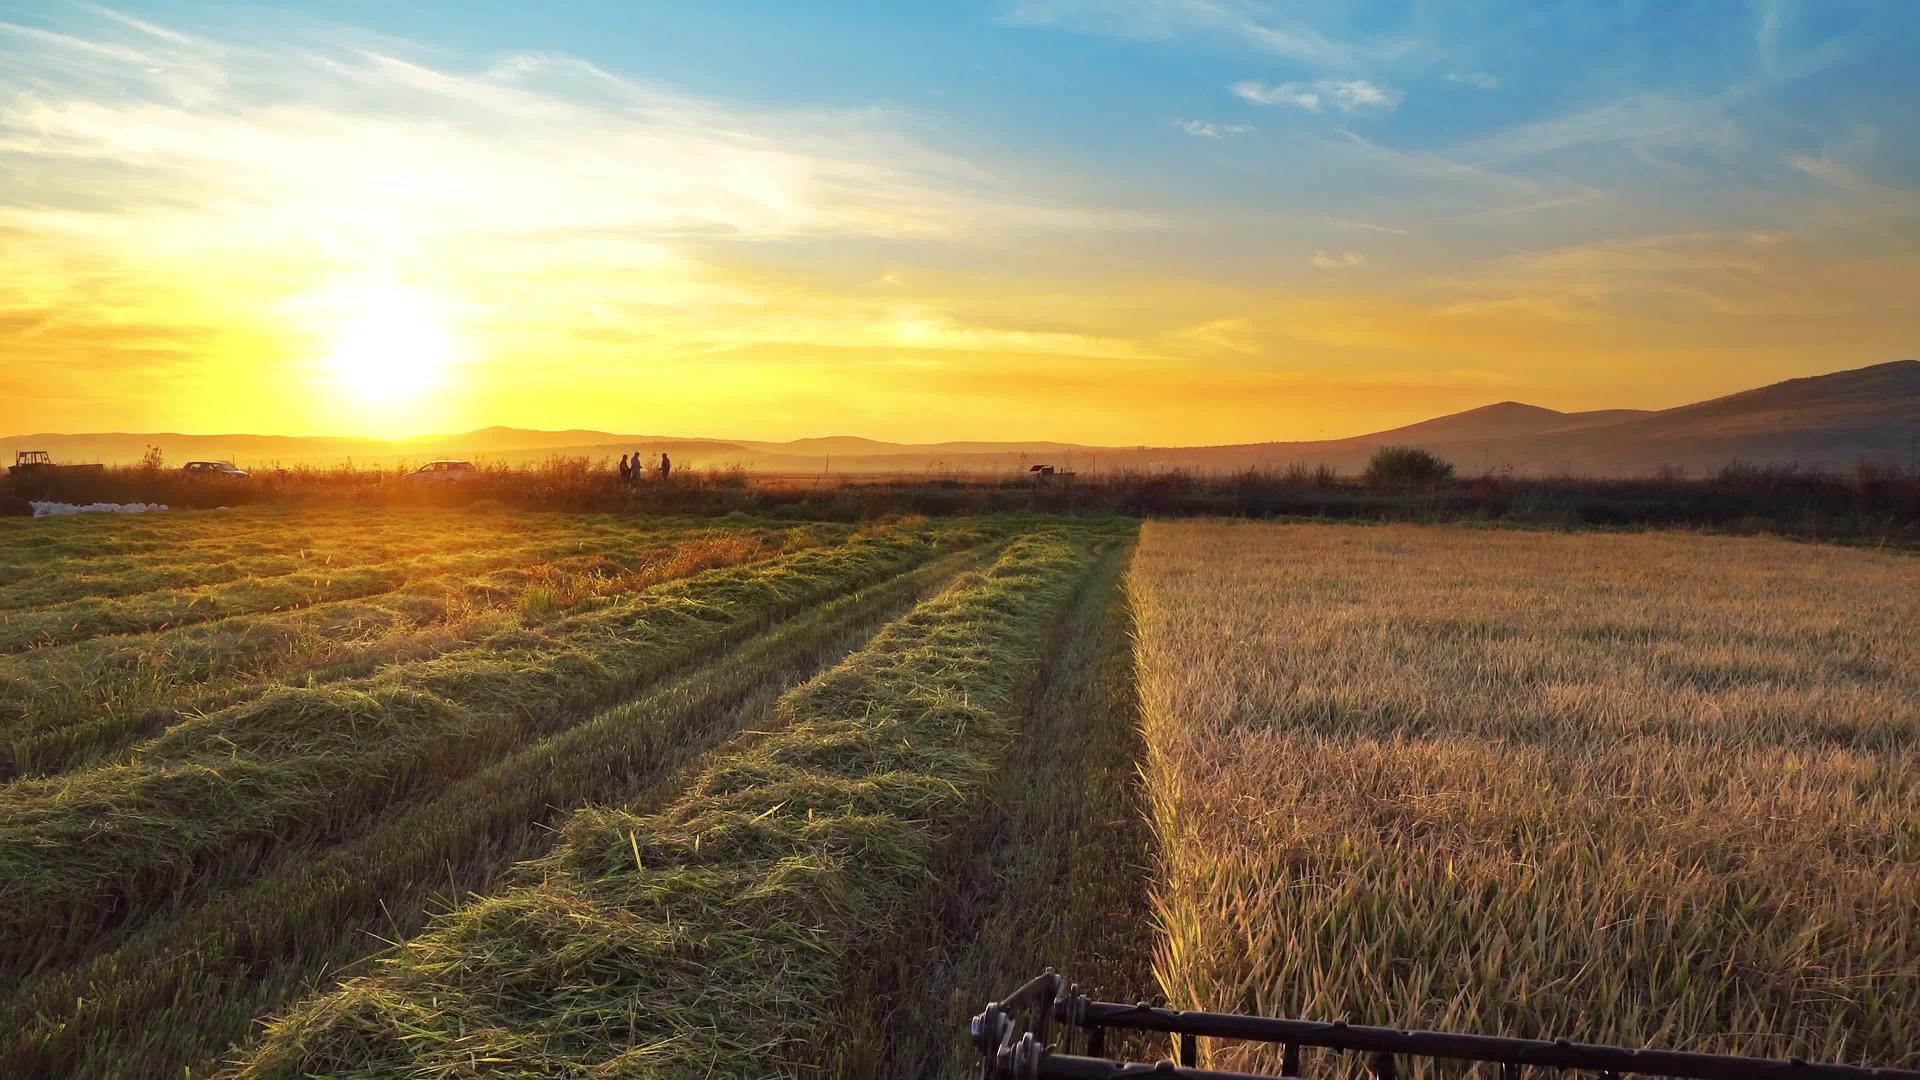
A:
[181,460,250,478]
[403,460,479,483]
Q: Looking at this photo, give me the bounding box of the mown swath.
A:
[0,535,1004,1080]
[0,515,761,655]
[0,528,957,978]
[226,526,1107,1079]
[880,531,1162,1078]
[0,506,606,610]
[2,523,808,776]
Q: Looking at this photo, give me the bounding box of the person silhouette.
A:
[660,452,672,482]
[618,453,631,484]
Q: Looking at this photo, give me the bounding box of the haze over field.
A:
[3,3,1918,447]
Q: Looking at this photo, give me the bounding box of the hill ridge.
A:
[7,360,1914,476]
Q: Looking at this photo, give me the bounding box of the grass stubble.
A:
[1131,521,1920,1073]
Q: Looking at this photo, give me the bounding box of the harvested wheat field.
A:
[1131,521,1920,1073]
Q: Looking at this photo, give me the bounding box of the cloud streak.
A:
[1232,78,1402,113]
[1178,118,1252,137]
[1003,0,1412,69]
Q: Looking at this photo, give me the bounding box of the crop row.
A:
[0,525,972,979]
[228,529,1099,1079]
[0,517,782,654]
[0,507,607,581]
[0,511,585,610]
[1,533,1003,1080]
[0,525,819,773]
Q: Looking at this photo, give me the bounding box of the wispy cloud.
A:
[1324,215,1411,235]
[1310,250,1366,269]
[1177,118,1252,138]
[1003,0,1414,69]
[1787,152,1867,191]
[0,25,1135,250]
[1445,71,1498,90]
[1232,78,1401,113]
[0,8,1175,435]
[1167,316,1259,353]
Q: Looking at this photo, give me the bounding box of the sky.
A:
[2,1,1917,444]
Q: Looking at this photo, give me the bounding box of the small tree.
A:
[1364,445,1454,487]
[139,444,165,474]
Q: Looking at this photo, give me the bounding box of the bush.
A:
[1364,446,1455,487]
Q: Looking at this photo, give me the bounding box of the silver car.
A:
[402,460,479,483]
[181,461,250,478]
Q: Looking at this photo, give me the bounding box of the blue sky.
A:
[2,1,1916,440]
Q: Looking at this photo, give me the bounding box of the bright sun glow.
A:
[322,284,457,403]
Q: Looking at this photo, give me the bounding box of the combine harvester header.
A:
[974,972,1920,1080]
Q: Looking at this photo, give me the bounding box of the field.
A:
[0,508,1915,1078]
[1132,521,1920,1073]
[0,507,1148,1080]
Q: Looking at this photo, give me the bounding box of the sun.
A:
[323,284,456,403]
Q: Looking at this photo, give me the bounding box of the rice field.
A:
[1,508,1914,1078]
[1131,521,1920,1074]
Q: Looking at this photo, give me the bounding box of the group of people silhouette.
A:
[618,451,670,484]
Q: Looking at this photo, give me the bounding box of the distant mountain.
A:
[1414,360,1920,475]
[1371,401,1607,443]
[6,361,1914,477]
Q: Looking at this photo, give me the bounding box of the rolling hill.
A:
[6,360,1914,477]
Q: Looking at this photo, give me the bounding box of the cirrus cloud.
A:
[1177,118,1253,138]
[1232,78,1402,113]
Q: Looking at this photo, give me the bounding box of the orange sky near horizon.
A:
[4,5,1917,446]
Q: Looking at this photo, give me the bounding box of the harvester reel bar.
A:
[972,971,1920,1080]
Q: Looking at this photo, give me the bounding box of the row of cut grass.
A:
[0,507,580,582]
[0,518,765,654]
[1130,521,1920,1071]
[0,510,779,618]
[0,527,961,979]
[227,526,1102,1079]
[0,536,1001,1080]
[880,530,1163,1077]
[0,525,815,773]
[0,548,390,612]
[0,508,629,609]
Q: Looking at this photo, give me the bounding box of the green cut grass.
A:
[0,537,1001,1080]
[0,529,952,978]
[228,527,1102,1079]
[0,525,798,778]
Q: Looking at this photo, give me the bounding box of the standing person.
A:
[659,451,671,482]
[618,453,631,485]
[630,449,644,484]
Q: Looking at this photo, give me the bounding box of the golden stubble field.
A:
[1131,521,1920,1072]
